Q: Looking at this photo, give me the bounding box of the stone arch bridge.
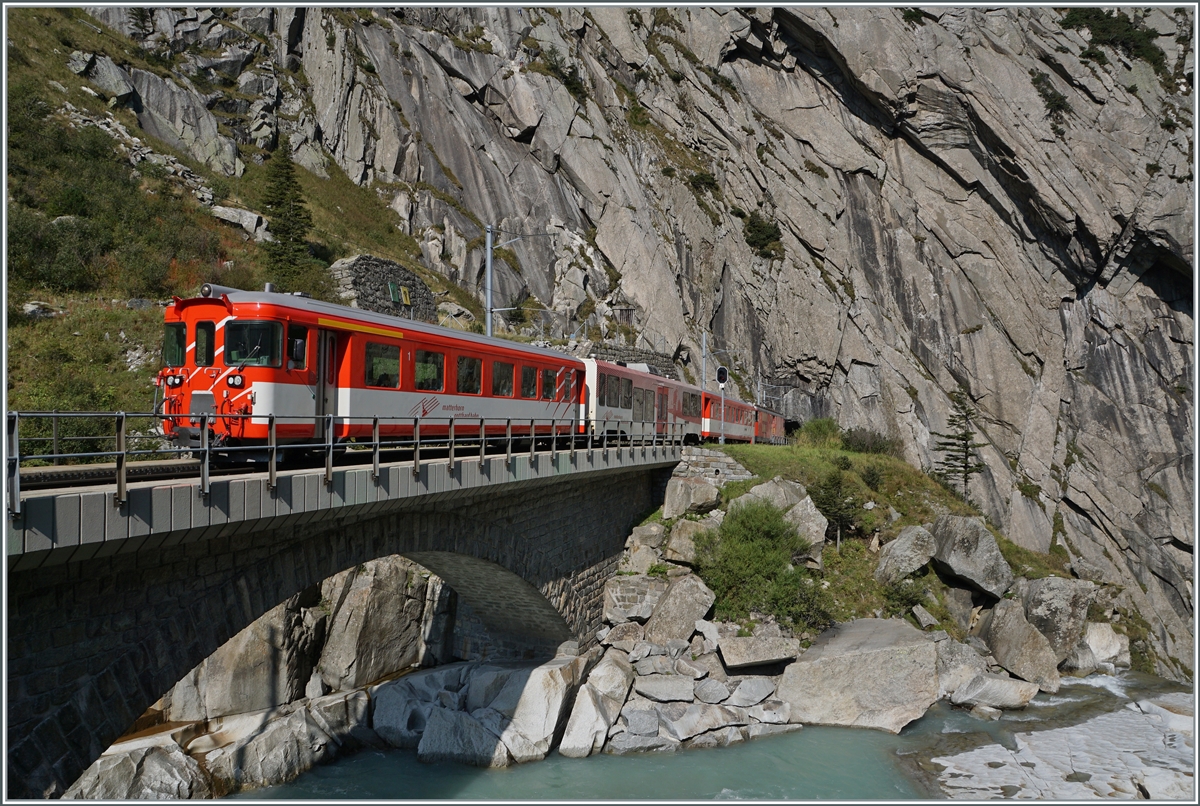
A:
[6,445,679,798]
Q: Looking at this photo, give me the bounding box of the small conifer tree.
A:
[261,136,313,291]
[932,387,988,498]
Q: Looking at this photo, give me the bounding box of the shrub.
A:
[695,499,831,632]
[628,101,651,127]
[687,171,719,194]
[1030,70,1071,123]
[862,464,884,491]
[882,579,926,617]
[1061,8,1167,75]
[832,454,852,471]
[841,427,901,456]
[902,8,925,26]
[797,417,840,447]
[743,211,783,259]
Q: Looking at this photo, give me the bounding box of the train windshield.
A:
[163,323,186,367]
[225,321,283,367]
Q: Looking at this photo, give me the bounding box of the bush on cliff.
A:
[695,498,833,632]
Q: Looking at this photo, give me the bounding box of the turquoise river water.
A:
[238,671,1189,800]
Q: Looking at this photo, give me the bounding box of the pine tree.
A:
[260,136,313,291]
[809,468,857,550]
[932,387,988,499]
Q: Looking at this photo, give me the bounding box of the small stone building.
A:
[330,254,438,323]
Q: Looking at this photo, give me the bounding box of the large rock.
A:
[620,543,660,574]
[874,525,937,585]
[935,638,989,700]
[481,655,588,758]
[783,496,828,568]
[725,677,776,707]
[728,476,806,512]
[643,574,716,644]
[930,516,1014,598]
[86,55,135,102]
[694,678,731,704]
[128,68,243,176]
[662,477,720,519]
[63,746,211,799]
[202,705,337,791]
[308,690,379,750]
[603,732,680,755]
[632,674,696,702]
[1084,622,1131,668]
[317,558,432,691]
[627,523,666,549]
[663,519,710,565]
[655,701,748,742]
[557,650,633,758]
[1020,577,1096,663]
[982,599,1062,693]
[776,618,938,733]
[603,574,669,624]
[211,205,271,242]
[601,621,644,652]
[416,707,511,767]
[717,636,800,669]
[950,672,1040,709]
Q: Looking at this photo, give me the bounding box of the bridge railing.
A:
[6,411,683,516]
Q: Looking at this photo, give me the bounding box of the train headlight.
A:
[227,374,245,388]
[167,375,183,388]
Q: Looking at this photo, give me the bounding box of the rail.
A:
[6,411,686,516]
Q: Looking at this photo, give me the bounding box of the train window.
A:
[659,391,668,420]
[457,356,482,394]
[365,342,400,388]
[541,368,555,400]
[492,362,514,397]
[557,369,571,401]
[633,388,644,421]
[225,321,282,367]
[163,323,186,367]
[415,350,444,391]
[621,378,633,409]
[597,374,608,406]
[521,366,538,398]
[608,376,622,408]
[195,322,215,367]
[287,325,307,369]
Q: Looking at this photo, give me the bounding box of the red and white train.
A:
[155,285,788,457]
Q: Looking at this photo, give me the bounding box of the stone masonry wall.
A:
[6,468,659,799]
[671,447,755,487]
[330,254,438,322]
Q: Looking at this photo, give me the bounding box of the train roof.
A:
[175,289,582,365]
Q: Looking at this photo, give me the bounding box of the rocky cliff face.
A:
[78,7,1192,679]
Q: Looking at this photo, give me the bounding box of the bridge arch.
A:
[7,466,668,798]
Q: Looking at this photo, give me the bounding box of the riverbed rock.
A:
[950,672,1040,709]
[747,699,791,724]
[935,638,989,700]
[603,732,680,755]
[643,575,716,644]
[1083,622,1131,668]
[747,723,803,739]
[663,477,721,519]
[603,574,670,624]
[482,655,587,758]
[656,701,748,742]
[1020,577,1096,662]
[684,725,745,748]
[930,516,1014,598]
[417,707,511,767]
[633,674,695,702]
[1059,642,1099,676]
[62,745,212,800]
[982,599,1061,693]
[202,705,336,791]
[558,649,634,758]
[718,636,800,669]
[725,677,777,707]
[694,678,731,704]
[874,525,937,585]
[776,618,938,733]
[307,690,379,750]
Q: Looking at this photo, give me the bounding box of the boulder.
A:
[747,723,802,739]
[725,677,776,707]
[202,705,336,791]
[982,599,1062,693]
[663,519,710,565]
[601,622,644,652]
[784,496,828,568]
[950,672,1040,709]
[674,657,707,679]
[729,476,807,512]
[307,690,379,750]
[935,638,989,700]
[1020,577,1096,662]
[643,575,716,644]
[684,725,745,748]
[874,525,936,585]
[372,688,432,749]
[930,516,1014,598]
[1060,642,1099,676]
[662,477,720,519]
[622,699,661,735]
[747,699,791,724]
[603,574,669,624]
[483,655,588,758]
[628,641,666,663]
[717,636,800,669]
[695,619,722,652]
[603,732,679,755]
[317,558,431,691]
[655,701,748,741]
[627,522,666,549]
[63,746,211,799]
[587,649,635,702]
[776,618,939,733]
[211,205,270,242]
[1083,622,1131,667]
[632,674,695,702]
[558,650,633,758]
[912,604,939,629]
[470,707,543,763]
[694,678,731,704]
[943,587,978,633]
[620,543,660,574]
[634,655,676,676]
[417,707,511,767]
[128,68,242,176]
[67,50,95,75]
[969,704,1003,721]
[87,56,135,101]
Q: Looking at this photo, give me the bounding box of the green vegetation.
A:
[803,159,829,179]
[695,499,832,633]
[531,45,588,103]
[840,427,901,456]
[1029,70,1071,124]
[902,9,926,26]
[627,101,651,127]
[260,136,324,296]
[743,211,784,259]
[686,171,720,195]
[931,387,988,499]
[1146,162,1162,177]
[1060,8,1167,75]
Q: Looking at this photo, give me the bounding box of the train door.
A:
[656,385,669,436]
[316,330,340,437]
